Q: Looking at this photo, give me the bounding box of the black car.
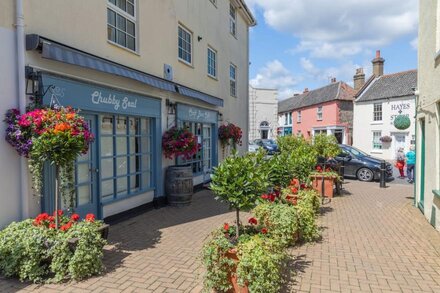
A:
[254,139,279,155]
[332,145,393,182]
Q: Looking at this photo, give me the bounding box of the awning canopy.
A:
[26,34,223,107]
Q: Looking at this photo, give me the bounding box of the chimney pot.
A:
[303,88,309,93]
[376,50,381,58]
[372,49,385,77]
[331,77,337,83]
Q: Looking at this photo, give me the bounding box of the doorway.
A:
[334,129,344,144]
[393,133,406,153]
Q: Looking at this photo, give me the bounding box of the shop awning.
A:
[26,34,223,107]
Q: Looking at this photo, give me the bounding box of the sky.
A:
[247,0,419,100]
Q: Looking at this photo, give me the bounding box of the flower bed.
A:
[0,212,106,283]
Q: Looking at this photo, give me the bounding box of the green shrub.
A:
[296,190,321,242]
[237,235,287,293]
[253,203,299,247]
[0,218,106,283]
[313,134,340,159]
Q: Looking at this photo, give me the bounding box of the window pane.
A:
[127,20,135,36]
[77,185,91,205]
[77,163,90,184]
[117,30,126,46]
[101,179,114,200]
[116,156,128,176]
[127,36,135,50]
[116,0,126,11]
[101,158,114,178]
[109,0,116,5]
[127,3,134,16]
[117,177,127,195]
[101,136,113,156]
[108,26,116,42]
[141,118,150,135]
[141,137,150,152]
[130,155,140,172]
[130,173,140,192]
[142,155,150,172]
[107,9,116,25]
[117,14,126,31]
[116,137,127,155]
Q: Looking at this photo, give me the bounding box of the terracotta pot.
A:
[310,175,334,198]
[225,249,249,293]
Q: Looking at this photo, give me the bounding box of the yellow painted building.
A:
[0,0,255,227]
[416,0,440,229]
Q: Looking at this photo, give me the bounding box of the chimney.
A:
[353,68,365,90]
[303,88,309,93]
[330,77,337,83]
[372,50,385,77]
[294,93,300,97]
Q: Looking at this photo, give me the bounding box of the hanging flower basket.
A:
[162,126,199,160]
[4,107,94,206]
[394,115,411,130]
[379,135,393,143]
[218,123,243,149]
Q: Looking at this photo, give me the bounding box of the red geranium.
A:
[223,223,230,231]
[85,213,95,222]
[248,217,258,225]
[70,213,80,222]
[261,227,268,234]
[162,127,199,160]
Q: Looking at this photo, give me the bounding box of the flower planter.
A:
[225,248,249,293]
[310,175,334,198]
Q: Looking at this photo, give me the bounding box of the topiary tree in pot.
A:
[210,149,269,237]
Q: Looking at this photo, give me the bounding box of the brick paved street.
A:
[1,181,440,292]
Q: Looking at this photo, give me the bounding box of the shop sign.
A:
[41,74,160,117]
[177,104,217,124]
[389,101,412,125]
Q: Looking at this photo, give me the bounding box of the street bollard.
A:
[380,160,386,188]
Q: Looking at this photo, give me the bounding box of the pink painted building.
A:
[278,80,355,144]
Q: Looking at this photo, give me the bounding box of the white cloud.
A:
[252,0,418,58]
[250,60,299,100]
[410,37,418,50]
[300,57,372,86]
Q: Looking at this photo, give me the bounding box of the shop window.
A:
[372,131,382,149]
[100,115,152,202]
[373,103,382,121]
[178,25,192,65]
[178,122,212,175]
[107,0,136,51]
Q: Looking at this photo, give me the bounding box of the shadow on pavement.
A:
[281,254,312,292]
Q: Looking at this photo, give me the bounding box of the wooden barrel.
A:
[165,165,194,206]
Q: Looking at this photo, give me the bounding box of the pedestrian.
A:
[395,147,406,178]
[406,145,416,183]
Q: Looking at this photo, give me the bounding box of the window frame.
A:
[209,0,217,7]
[372,131,382,150]
[107,0,137,52]
[207,46,217,78]
[178,25,193,65]
[297,111,302,123]
[230,63,237,97]
[373,103,383,121]
[317,106,323,121]
[229,3,237,37]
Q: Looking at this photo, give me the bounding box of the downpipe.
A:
[16,0,30,219]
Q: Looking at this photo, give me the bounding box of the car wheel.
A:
[357,168,374,182]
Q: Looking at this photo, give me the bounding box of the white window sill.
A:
[178,59,194,68]
[370,121,383,125]
[107,40,140,56]
[207,74,218,81]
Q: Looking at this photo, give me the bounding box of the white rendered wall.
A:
[249,86,278,141]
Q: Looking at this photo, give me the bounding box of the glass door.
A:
[72,114,98,218]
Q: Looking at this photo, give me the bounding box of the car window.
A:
[346,146,368,157]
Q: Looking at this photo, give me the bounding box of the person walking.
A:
[395,147,406,178]
[406,145,416,183]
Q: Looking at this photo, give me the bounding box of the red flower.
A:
[316,166,322,172]
[85,213,95,222]
[49,223,56,229]
[70,213,80,222]
[223,223,230,231]
[290,178,300,187]
[269,194,276,202]
[60,221,72,232]
[300,183,306,189]
[53,210,63,217]
[261,227,268,234]
[248,217,258,225]
[261,194,270,200]
[326,167,331,172]
[48,216,55,222]
[290,187,298,194]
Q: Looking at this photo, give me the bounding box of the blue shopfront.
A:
[176,103,218,184]
[40,74,162,219]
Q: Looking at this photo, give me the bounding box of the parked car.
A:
[248,142,259,153]
[254,139,279,155]
[331,144,393,182]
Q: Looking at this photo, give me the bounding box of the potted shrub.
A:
[162,126,200,206]
[0,211,106,283]
[310,134,341,198]
[205,150,290,292]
